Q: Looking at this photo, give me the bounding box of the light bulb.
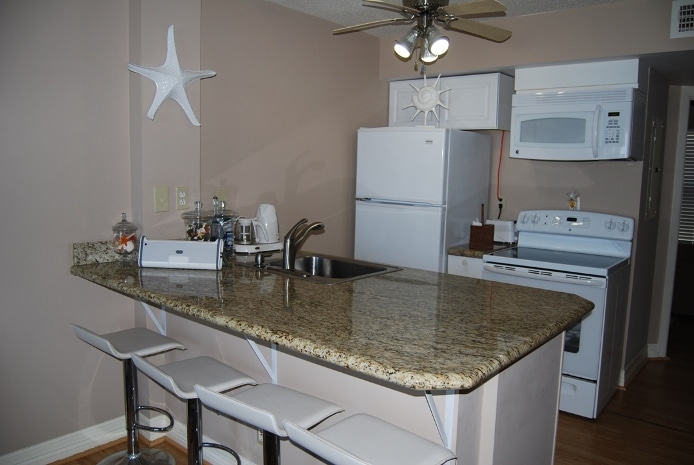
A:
[426,26,449,56]
[394,28,420,59]
[419,36,438,63]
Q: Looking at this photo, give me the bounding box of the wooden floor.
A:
[55,317,694,465]
[49,438,190,465]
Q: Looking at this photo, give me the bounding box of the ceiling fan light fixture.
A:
[419,35,438,63]
[426,26,449,56]
[394,27,420,59]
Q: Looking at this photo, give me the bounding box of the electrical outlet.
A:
[153,186,169,213]
[176,187,189,210]
[257,429,264,445]
[215,189,228,202]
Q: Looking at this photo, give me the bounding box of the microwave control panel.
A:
[604,111,623,145]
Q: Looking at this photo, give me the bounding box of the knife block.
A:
[469,224,495,251]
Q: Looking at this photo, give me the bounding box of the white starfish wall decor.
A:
[128,25,216,126]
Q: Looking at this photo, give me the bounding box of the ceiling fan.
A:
[333,0,511,63]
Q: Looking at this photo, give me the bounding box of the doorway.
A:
[672,103,694,318]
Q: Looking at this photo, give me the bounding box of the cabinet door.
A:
[389,80,440,127]
[447,255,484,279]
[440,74,513,130]
[389,73,513,130]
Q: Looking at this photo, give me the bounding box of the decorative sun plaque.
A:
[402,74,450,126]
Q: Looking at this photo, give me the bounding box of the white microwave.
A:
[510,87,645,161]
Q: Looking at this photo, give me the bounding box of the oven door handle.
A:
[482,264,607,287]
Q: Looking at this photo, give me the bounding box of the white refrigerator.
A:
[354,127,491,272]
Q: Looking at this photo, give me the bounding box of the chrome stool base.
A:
[70,325,185,465]
[97,448,175,465]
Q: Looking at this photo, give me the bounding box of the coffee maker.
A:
[233,204,284,254]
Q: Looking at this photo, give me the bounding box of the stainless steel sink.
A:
[249,254,401,284]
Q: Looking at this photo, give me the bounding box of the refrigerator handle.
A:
[356,198,442,208]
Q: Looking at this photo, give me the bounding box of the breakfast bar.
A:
[70,243,593,464]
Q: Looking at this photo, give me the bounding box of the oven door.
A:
[482,263,606,380]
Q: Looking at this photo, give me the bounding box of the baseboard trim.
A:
[0,417,257,465]
[620,346,649,387]
[647,342,664,358]
[0,417,124,465]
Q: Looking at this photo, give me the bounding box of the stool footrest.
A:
[202,442,241,465]
[135,405,175,432]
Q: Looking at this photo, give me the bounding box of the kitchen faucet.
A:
[283,218,324,270]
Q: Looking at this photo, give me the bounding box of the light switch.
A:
[153,186,169,213]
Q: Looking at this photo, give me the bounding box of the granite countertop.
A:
[71,242,592,392]
[448,243,513,258]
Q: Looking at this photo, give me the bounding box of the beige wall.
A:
[200,0,388,258]
[0,0,132,454]
[130,1,202,239]
[0,0,202,456]
[2,0,694,459]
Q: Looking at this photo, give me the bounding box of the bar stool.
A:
[195,383,344,465]
[131,354,256,465]
[283,413,457,465]
[71,324,186,465]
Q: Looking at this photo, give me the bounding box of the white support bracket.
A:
[139,302,167,336]
[425,390,456,451]
[247,338,278,384]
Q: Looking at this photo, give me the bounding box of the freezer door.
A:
[356,129,447,205]
[355,201,445,272]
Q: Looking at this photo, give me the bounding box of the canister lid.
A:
[181,201,211,221]
[112,213,138,235]
[213,200,239,221]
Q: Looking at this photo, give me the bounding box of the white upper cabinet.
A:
[389,73,514,130]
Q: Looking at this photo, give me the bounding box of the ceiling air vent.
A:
[671,0,694,38]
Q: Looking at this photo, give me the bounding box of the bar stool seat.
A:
[71,324,186,465]
[283,413,457,465]
[195,383,344,465]
[132,354,256,465]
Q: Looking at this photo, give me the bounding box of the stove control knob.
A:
[617,221,630,233]
[531,214,541,224]
[519,213,529,224]
[604,219,616,230]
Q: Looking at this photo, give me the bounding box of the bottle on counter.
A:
[210,198,238,259]
[182,201,211,241]
[112,213,138,254]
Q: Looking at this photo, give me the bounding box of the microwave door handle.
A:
[592,104,601,158]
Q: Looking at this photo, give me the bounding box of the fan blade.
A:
[333,17,413,35]
[445,17,511,42]
[442,0,507,18]
[364,0,421,16]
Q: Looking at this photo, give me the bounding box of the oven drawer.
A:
[559,376,597,418]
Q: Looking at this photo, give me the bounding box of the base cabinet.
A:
[447,255,484,279]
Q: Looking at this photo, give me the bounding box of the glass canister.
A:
[182,201,212,241]
[112,213,138,254]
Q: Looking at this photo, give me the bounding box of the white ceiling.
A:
[264,0,624,37]
[264,0,694,85]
